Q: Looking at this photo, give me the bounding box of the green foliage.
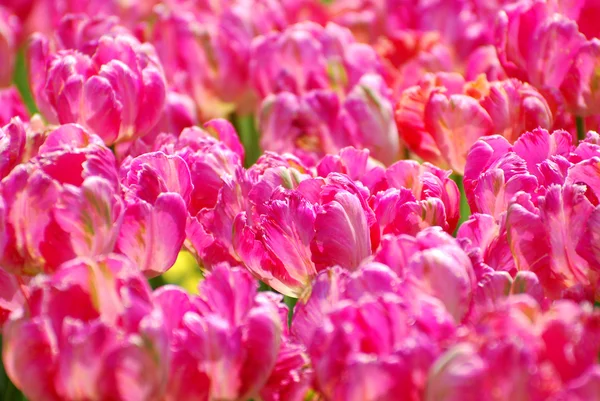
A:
[232,114,261,167]
[13,48,38,115]
[0,337,27,401]
[451,173,471,234]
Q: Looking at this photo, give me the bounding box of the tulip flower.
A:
[561,39,600,117]
[2,254,170,401]
[0,124,123,275]
[154,264,283,401]
[496,0,586,89]
[292,263,456,401]
[372,159,460,235]
[374,227,476,322]
[426,297,600,400]
[396,73,553,175]
[28,16,166,146]
[233,171,376,297]
[117,151,189,277]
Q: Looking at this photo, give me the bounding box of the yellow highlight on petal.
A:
[162,250,203,294]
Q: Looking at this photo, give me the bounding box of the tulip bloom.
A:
[372,160,460,235]
[117,151,189,277]
[293,263,457,401]
[233,171,376,297]
[396,73,553,174]
[0,124,122,275]
[2,254,170,401]
[154,264,283,401]
[426,297,600,400]
[28,16,166,146]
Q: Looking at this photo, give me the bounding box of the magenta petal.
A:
[83,75,122,145]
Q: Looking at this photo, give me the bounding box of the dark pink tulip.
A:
[293,263,456,401]
[154,265,283,401]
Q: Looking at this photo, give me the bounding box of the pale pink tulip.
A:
[117,151,190,276]
[2,254,170,401]
[0,124,122,275]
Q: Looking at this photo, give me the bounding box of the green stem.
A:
[231,113,261,167]
[576,116,586,142]
[283,295,298,328]
[451,173,470,234]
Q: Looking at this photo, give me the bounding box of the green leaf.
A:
[13,48,38,116]
[0,336,28,401]
[231,113,261,167]
[451,173,471,234]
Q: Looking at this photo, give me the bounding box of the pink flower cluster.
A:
[1,0,600,400]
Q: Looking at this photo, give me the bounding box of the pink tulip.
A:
[2,254,170,401]
[117,151,189,277]
[372,159,460,235]
[0,124,122,275]
[463,129,573,218]
[154,121,243,215]
[468,76,553,143]
[316,146,386,193]
[374,228,476,322]
[427,296,600,400]
[397,72,555,175]
[28,16,166,146]
[496,0,586,89]
[234,171,376,297]
[154,264,283,401]
[258,77,400,168]
[560,39,600,116]
[292,263,456,401]
[250,22,382,98]
[0,7,19,87]
[507,184,597,301]
[187,152,306,270]
[339,73,401,165]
